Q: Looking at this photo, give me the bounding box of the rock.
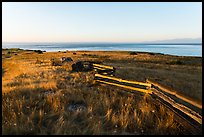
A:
[71,61,93,72]
[67,102,87,113]
[61,57,73,63]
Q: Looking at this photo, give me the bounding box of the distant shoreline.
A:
[2,42,202,57]
[2,48,202,58]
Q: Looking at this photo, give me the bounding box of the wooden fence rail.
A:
[92,63,202,134]
[151,88,202,125]
[146,79,202,110]
[95,79,152,94]
[93,63,115,70]
[93,63,116,76]
[95,74,152,87]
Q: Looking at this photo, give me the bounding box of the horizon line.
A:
[2,41,202,44]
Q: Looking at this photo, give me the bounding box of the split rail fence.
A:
[92,63,202,135]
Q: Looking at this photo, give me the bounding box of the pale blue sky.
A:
[2,2,202,42]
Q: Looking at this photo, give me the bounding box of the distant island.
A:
[141,38,202,44]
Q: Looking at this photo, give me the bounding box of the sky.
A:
[2,2,202,43]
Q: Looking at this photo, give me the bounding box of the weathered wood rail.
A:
[93,63,116,76]
[95,74,152,94]
[151,96,202,135]
[147,79,202,110]
[93,63,202,135]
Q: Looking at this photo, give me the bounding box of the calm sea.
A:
[2,42,202,57]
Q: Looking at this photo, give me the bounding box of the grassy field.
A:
[2,48,202,135]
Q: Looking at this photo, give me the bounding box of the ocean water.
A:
[2,42,202,57]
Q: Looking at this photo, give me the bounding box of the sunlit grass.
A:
[2,49,200,135]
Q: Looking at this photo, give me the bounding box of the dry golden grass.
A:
[2,49,201,135]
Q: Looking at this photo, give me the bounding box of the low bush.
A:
[129,52,138,55]
[34,50,43,54]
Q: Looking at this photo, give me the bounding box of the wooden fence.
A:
[93,63,202,134]
[93,63,116,76]
[95,73,152,94]
[146,79,202,110]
